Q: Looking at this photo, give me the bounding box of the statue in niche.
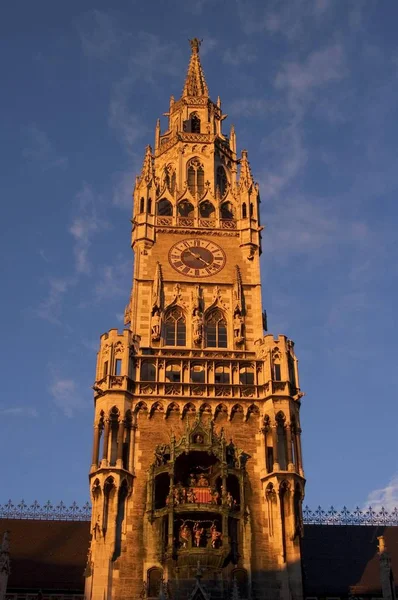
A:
[192,309,203,344]
[211,488,220,504]
[154,443,169,466]
[151,309,161,341]
[193,522,205,547]
[179,523,191,549]
[226,439,236,467]
[197,473,208,487]
[193,433,204,444]
[187,488,196,503]
[210,523,222,548]
[233,310,244,344]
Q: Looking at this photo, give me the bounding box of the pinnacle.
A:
[239,149,254,189]
[182,38,209,98]
[139,144,154,183]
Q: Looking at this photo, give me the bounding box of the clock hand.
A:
[186,248,211,267]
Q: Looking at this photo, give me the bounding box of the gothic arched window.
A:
[242,203,247,219]
[239,365,254,385]
[140,197,145,213]
[165,362,181,382]
[216,166,227,197]
[199,200,215,218]
[178,200,194,217]
[221,201,234,220]
[206,309,227,348]
[190,363,205,383]
[164,308,186,346]
[215,364,230,384]
[190,112,201,133]
[141,360,156,381]
[157,198,173,216]
[187,158,204,196]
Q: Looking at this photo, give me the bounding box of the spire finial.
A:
[182,39,209,98]
[190,38,202,54]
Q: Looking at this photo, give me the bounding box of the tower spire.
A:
[182,38,209,98]
[139,145,155,183]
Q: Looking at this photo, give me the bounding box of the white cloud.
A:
[108,76,148,150]
[48,376,84,418]
[69,182,109,274]
[77,9,128,60]
[35,276,76,325]
[0,406,38,418]
[22,124,68,170]
[237,0,332,38]
[112,168,135,209]
[95,258,131,301]
[223,44,256,66]
[228,97,277,118]
[275,44,346,98]
[364,474,398,512]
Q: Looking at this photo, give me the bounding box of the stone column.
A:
[296,428,304,476]
[286,424,294,471]
[101,419,110,467]
[116,419,125,467]
[272,425,280,471]
[91,425,101,468]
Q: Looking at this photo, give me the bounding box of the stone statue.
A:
[192,309,203,344]
[151,309,161,341]
[179,523,191,549]
[193,522,204,547]
[233,313,244,342]
[210,523,222,548]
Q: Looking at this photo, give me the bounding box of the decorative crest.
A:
[182,39,209,98]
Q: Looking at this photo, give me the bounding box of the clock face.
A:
[168,238,226,277]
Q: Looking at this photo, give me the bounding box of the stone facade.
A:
[86,39,305,600]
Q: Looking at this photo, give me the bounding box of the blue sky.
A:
[1,0,397,512]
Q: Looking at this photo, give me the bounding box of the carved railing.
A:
[1,500,398,525]
[0,500,91,521]
[302,505,398,526]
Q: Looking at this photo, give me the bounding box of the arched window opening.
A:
[165,362,181,383]
[232,569,248,599]
[293,483,303,538]
[123,411,132,470]
[147,198,152,214]
[215,364,230,384]
[141,360,156,381]
[97,412,105,466]
[239,365,254,385]
[279,481,289,561]
[190,363,205,384]
[190,112,201,133]
[227,474,240,507]
[288,355,296,387]
[178,200,194,217]
[250,202,254,218]
[206,309,227,348]
[276,412,287,471]
[221,201,234,220]
[155,472,170,509]
[242,203,247,219]
[273,362,281,381]
[140,197,145,213]
[113,479,128,560]
[103,477,115,533]
[164,166,176,194]
[157,198,173,216]
[147,567,162,599]
[216,166,227,197]
[199,200,215,218]
[187,159,205,196]
[109,407,119,467]
[164,308,186,346]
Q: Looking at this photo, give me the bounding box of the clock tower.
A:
[86,39,305,600]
